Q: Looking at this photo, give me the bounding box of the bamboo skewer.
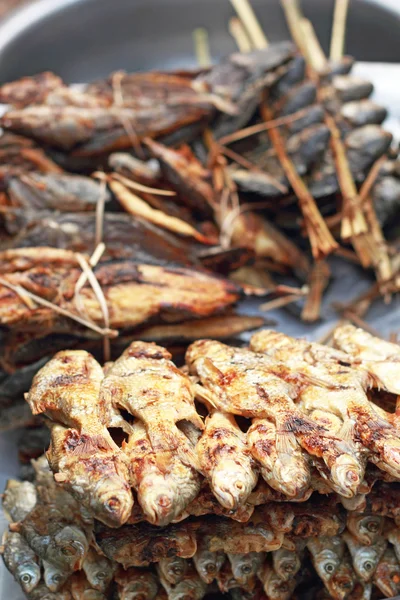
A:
[229,16,253,53]
[229,0,269,49]
[193,28,212,68]
[330,0,350,61]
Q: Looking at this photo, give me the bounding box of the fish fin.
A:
[339,419,357,444]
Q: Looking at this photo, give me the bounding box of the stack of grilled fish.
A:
[2,324,400,599]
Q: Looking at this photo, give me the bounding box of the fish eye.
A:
[105,497,121,512]
[172,565,184,575]
[61,545,77,556]
[53,574,63,582]
[364,561,374,571]
[96,571,107,580]
[283,562,295,572]
[241,565,253,574]
[324,563,335,574]
[366,520,379,533]
[205,563,216,574]
[20,574,32,584]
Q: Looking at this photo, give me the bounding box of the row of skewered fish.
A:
[17,324,400,530]
[2,457,400,599]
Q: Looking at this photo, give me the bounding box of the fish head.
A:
[162,557,188,584]
[44,564,69,592]
[173,578,207,600]
[274,550,301,581]
[230,553,262,585]
[272,457,310,498]
[264,571,293,600]
[353,516,383,546]
[195,551,224,583]
[326,559,355,600]
[90,476,133,528]
[120,578,158,600]
[354,548,379,582]
[313,549,341,581]
[54,525,89,570]
[137,474,177,526]
[330,453,363,499]
[15,562,41,594]
[211,462,254,510]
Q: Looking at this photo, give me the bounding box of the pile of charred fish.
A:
[1,30,400,430]
[3,324,400,599]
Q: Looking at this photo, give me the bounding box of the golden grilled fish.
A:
[1,530,41,594]
[47,422,133,528]
[323,551,357,600]
[193,542,225,584]
[157,556,189,585]
[272,543,304,582]
[70,571,107,599]
[387,526,400,562]
[346,513,384,546]
[122,419,200,526]
[100,342,204,467]
[251,330,400,484]
[43,560,70,593]
[307,536,346,583]
[2,479,37,523]
[373,547,400,598]
[196,411,257,509]
[333,324,400,395]
[188,340,355,498]
[343,532,387,582]
[115,566,159,600]
[258,561,297,600]
[82,548,115,592]
[227,552,264,586]
[159,564,208,600]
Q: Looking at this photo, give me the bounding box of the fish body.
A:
[324,552,357,600]
[228,552,264,586]
[82,548,115,591]
[115,566,159,600]
[206,514,283,554]
[1,530,41,594]
[158,556,189,585]
[196,410,257,509]
[343,532,386,581]
[307,536,345,582]
[2,479,37,522]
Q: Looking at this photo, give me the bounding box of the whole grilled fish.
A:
[272,545,303,581]
[2,479,37,522]
[373,547,400,598]
[82,548,115,592]
[343,532,386,581]
[43,559,70,592]
[196,411,257,509]
[258,562,297,600]
[115,566,159,600]
[159,565,208,600]
[158,556,189,585]
[123,419,200,526]
[1,530,41,594]
[192,542,225,583]
[307,536,345,582]
[346,513,384,546]
[206,513,283,554]
[227,552,264,586]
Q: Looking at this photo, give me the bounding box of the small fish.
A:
[373,547,400,598]
[387,526,400,562]
[2,479,37,522]
[70,571,107,599]
[272,546,303,581]
[343,532,386,581]
[1,530,41,594]
[27,582,72,600]
[227,552,264,586]
[258,562,297,600]
[115,566,159,600]
[159,565,208,600]
[82,548,115,591]
[346,513,384,546]
[193,544,225,584]
[324,552,357,600]
[196,411,258,509]
[158,556,189,585]
[307,536,345,582]
[43,560,70,592]
[215,561,240,594]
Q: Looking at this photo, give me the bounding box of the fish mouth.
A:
[95,483,134,527]
[138,477,177,526]
[272,458,310,498]
[212,471,253,510]
[330,454,362,498]
[330,577,354,600]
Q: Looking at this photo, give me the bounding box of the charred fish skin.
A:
[123,420,200,527]
[196,410,257,510]
[115,566,159,600]
[1,530,41,594]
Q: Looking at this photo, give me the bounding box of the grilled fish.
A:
[387,526,400,562]
[343,532,386,581]
[346,513,384,546]
[258,561,297,600]
[323,551,357,600]
[307,536,346,582]
[373,547,400,598]
[196,410,257,509]
[82,548,115,592]
[193,542,225,584]
[272,544,304,581]
[70,571,107,599]
[43,560,70,592]
[158,556,189,585]
[227,552,264,586]
[158,564,208,600]
[115,566,159,600]
[123,419,200,526]
[215,560,240,594]
[1,530,41,594]
[2,479,37,522]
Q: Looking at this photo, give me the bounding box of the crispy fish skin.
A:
[307,537,346,582]
[82,548,115,592]
[343,532,386,582]
[115,566,159,600]
[158,556,189,585]
[196,411,257,509]
[206,514,283,554]
[123,420,200,526]
[250,330,400,485]
[373,547,400,598]
[187,340,361,498]
[43,559,70,592]
[2,479,37,522]
[1,530,41,594]
[193,542,225,584]
[227,552,264,586]
[346,513,384,546]
[47,422,133,528]
[101,341,203,465]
